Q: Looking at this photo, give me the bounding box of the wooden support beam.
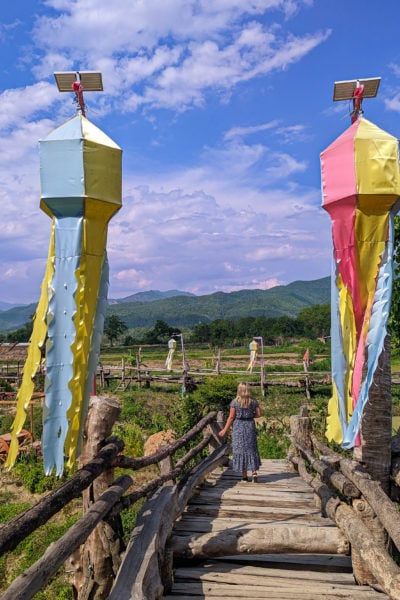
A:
[169,524,349,559]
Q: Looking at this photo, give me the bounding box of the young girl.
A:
[219,382,261,482]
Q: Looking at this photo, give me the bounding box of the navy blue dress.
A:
[230,398,261,473]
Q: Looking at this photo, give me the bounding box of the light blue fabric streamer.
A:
[42,215,83,475]
[342,215,395,448]
[329,254,348,436]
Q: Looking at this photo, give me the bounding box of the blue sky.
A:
[1,0,400,306]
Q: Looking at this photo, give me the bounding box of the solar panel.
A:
[54,71,103,92]
[333,77,381,102]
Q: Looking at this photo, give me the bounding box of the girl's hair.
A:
[236,382,251,408]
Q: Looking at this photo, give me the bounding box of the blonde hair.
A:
[236,382,252,408]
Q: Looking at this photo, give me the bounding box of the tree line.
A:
[104,303,331,347]
[0,303,330,346]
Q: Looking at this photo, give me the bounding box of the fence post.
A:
[289,405,312,448]
[288,405,312,473]
[159,444,174,483]
[69,395,122,600]
[351,334,392,585]
[204,411,224,454]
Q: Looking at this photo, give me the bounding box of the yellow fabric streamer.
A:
[5,224,55,468]
[325,277,356,443]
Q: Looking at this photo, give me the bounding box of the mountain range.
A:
[0,277,330,332]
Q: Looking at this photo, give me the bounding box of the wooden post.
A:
[289,405,312,449]
[121,358,125,389]
[356,335,392,492]
[99,364,105,389]
[159,444,174,483]
[204,411,224,454]
[70,395,123,600]
[303,362,311,400]
[351,334,392,585]
[288,406,312,474]
[136,351,141,387]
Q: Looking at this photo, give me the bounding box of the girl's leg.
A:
[242,471,248,481]
[252,471,258,483]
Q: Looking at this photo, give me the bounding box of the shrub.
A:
[113,422,144,457]
[13,451,70,494]
[175,375,238,432]
[256,420,290,459]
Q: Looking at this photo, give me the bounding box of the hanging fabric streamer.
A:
[6,114,122,476]
[321,117,400,449]
[247,340,258,372]
[165,338,177,371]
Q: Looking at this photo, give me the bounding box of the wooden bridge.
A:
[165,459,382,599]
[1,399,400,599]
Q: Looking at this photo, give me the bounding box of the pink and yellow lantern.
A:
[321,117,400,448]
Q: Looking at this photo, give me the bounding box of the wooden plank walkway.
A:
[165,459,385,599]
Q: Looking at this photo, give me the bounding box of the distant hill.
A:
[0,303,37,332]
[109,289,196,304]
[106,277,331,329]
[0,301,18,311]
[0,277,330,332]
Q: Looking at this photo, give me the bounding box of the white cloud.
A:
[224,120,279,140]
[25,1,330,114]
[0,83,58,131]
[0,0,334,304]
[264,152,307,179]
[384,94,400,113]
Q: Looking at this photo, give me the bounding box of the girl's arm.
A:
[255,405,261,418]
[218,407,236,437]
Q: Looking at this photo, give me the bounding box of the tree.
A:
[103,314,127,346]
[143,320,177,344]
[191,322,211,343]
[6,318,34,342]
[297,304,331,338]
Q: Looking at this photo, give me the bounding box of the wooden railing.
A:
[0,398,228,600]
[5,398,400,599]
[289,405,400,600]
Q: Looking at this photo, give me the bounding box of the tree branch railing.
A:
[289,405,400,600]
[0,398,228,600]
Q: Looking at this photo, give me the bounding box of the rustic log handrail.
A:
[289,435,360,498]
[289,409,400,599]
[0,407,224,600]
[108,432,215,517]
[0,476,133,600]
[310,433,400,553]
[0,437,125,556]
[113,411,218,470]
